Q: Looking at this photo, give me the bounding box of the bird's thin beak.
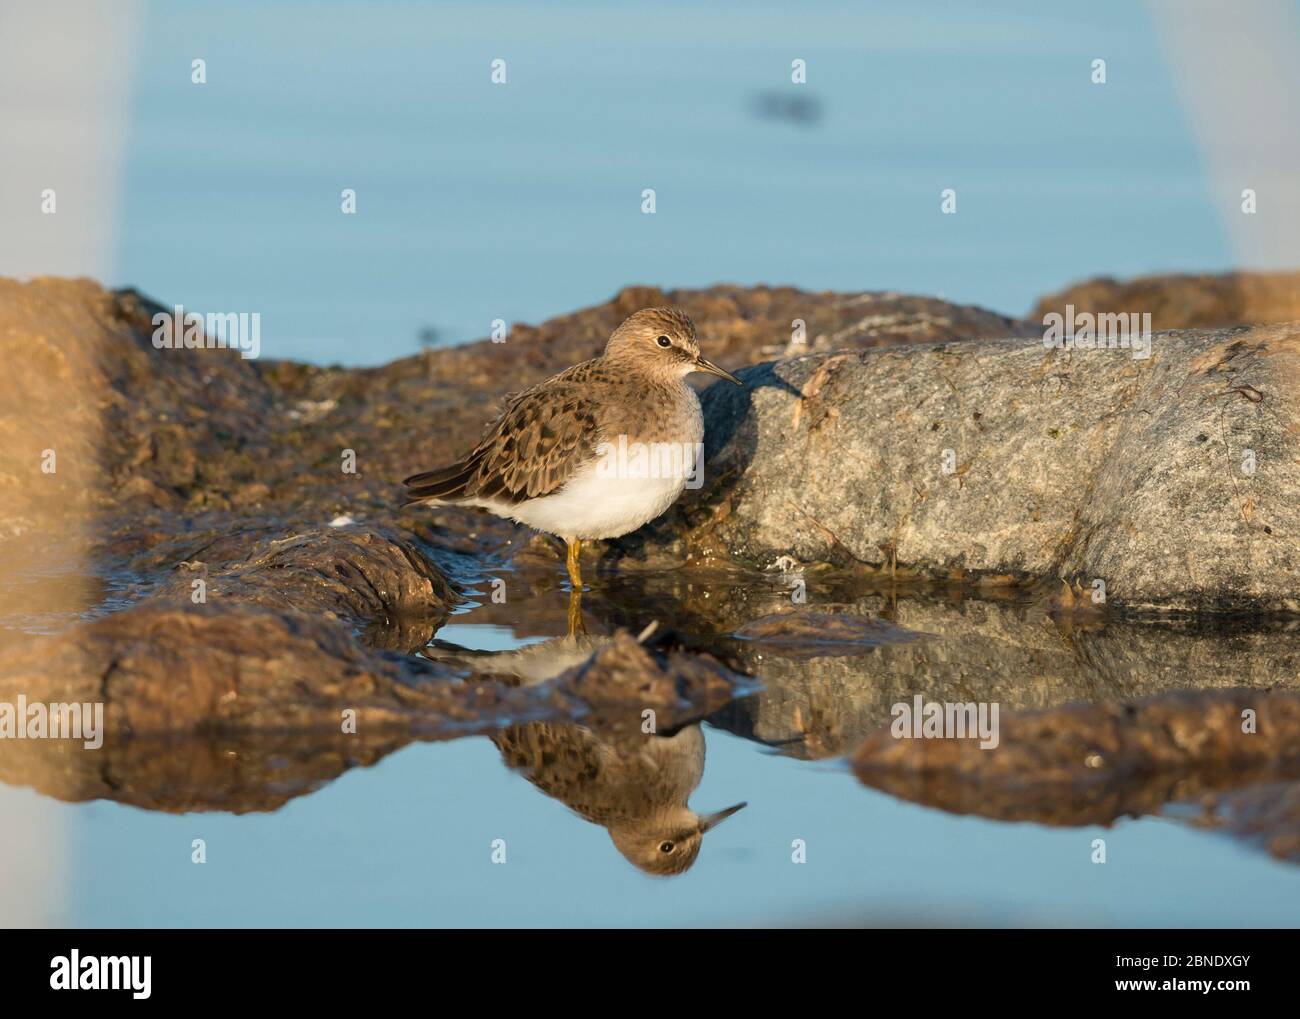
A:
[694,356,743,386]
[699,801,747,833]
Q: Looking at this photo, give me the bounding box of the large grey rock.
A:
[658,322,1300,615]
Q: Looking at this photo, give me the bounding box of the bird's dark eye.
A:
[656,335,672,348]
[659,840,675,853]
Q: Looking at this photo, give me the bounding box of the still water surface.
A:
[37,604,1300,928]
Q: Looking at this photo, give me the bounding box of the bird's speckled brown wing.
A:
[404,365,602,506]
[491,722,629,826]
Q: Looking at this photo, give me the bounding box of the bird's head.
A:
[608,801,747,876]
[604,308,741,386]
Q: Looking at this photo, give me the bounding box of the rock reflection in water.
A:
[850,687,1300,864]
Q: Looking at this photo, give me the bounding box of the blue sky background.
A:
[114,0,1239,365]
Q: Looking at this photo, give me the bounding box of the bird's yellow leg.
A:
[565,538,585,636]
[565,538,582,590]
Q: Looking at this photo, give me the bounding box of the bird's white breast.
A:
[467,385,705,541]
[495,463,688,540]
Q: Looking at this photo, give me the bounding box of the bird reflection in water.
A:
[424,633,746,875]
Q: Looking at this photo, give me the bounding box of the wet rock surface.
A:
[148,524,460,650]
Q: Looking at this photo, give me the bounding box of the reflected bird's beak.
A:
[700,801,748,832]
[694,356,743,386]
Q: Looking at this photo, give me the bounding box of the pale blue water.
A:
[37,617,1300,928]
[116,0,1233,365]
[57,731,1300,927]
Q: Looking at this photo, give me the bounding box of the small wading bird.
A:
[403,308,741,631]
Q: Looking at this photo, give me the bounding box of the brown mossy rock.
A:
[1029,270,1300,332]
[0,279,278,528]
[149,524,458,650]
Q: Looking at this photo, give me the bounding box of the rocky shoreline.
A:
[2,270,1300,857]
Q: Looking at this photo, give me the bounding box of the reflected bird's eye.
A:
[659,840,675,853]
[656,335,672,348]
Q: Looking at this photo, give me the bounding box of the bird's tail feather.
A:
[403,455,482,503]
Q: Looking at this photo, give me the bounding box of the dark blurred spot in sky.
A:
[751,91,824,126]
